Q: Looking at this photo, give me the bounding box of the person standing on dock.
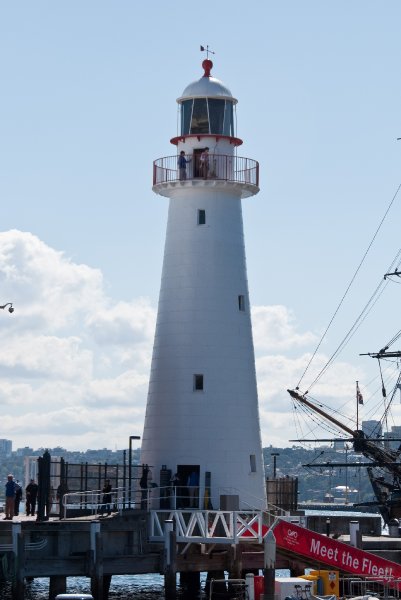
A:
[4,474,16,520]
[101,479,112,516]
[14,480,22,516]
[26,479,39,516]
[140,464,150,509]
[56,479,69,519]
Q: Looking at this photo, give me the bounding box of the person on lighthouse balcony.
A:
[178,150,191,180]
[199,147,209,179]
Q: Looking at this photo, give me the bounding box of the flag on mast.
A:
[356,381,363,405]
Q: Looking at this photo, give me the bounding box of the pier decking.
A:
[0,508,278,600]
[1,508,401,600]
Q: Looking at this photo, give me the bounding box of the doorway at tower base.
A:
[160,464,203,510]
[158,464,261,512]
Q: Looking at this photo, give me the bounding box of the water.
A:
[1,574,167,599]
[1,572,239,599]
[1,570,290,598]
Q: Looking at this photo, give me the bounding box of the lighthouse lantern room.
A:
[141,59,266,511]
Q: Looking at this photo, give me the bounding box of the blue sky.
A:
[1,1,401,451]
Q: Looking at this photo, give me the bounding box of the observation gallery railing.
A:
[153,153,259,187]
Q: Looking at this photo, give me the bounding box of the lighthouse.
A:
[140,58,266,511]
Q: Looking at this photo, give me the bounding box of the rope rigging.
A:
[296,182,401,393]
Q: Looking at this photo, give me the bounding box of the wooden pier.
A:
[1,508,401,600]
[0,509,278,600]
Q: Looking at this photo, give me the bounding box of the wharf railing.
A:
[63,484,206,515]
[344,576,401,597]
[63,487,127,517]
[63,484,282,513]
[153,153,259,187]
[149,508,274,545]
[62,484,286,533]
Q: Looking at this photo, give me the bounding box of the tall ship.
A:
[287,258,401,524]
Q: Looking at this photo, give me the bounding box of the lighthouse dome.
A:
[177,59,237,104]
[178,75,236,103]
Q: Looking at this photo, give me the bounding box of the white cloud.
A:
[86,299,155,345]
[252,305,317,352]
[88,370,149,407]
[0,230,373,451]
[0,230,154,450]
[251,304,373,446]
[0,230,104,330]
[0,334,92,380]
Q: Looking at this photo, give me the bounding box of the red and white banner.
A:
[272,519,401,580]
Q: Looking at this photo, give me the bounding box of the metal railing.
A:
[62,485,211,515]
[62,484,199,515]
[149,509,274,544]
[153,154,259,187]
[208,578,248,600]
[63,487,128,517]
[346,576,401,598]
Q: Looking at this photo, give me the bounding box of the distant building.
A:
[362,420,382,440]
[0,439,12,456]
[15,446,34,457]
[384,425,401,451]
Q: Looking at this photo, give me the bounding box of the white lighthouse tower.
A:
[140,58,266,510]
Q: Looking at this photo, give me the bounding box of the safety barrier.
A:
[149,509,273,544]
[347,576,401,597]
[153,153,259,187]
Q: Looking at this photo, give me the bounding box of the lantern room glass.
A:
[180,98,235,137]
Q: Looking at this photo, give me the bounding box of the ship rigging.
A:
[287,183,401,524]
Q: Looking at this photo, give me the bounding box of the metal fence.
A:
[153,154,259,187]
[342,576,401,599]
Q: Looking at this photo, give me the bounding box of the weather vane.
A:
[200,45,215,59]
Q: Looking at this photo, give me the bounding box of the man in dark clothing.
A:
[178,151,191,180]
[14,481,22,516]
[26,479,39,516]
[56,480,69,519]
[140,464,150,509]
[4,474,16,520]
[101,480,112,516]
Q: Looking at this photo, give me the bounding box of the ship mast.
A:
[287,389,355,437]
[287,389,400,470]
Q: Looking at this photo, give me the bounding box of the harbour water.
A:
[0,569,295,599]
[1,571,285,599]
[1,574,168,599]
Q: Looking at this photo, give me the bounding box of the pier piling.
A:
[164,520,176,600]
[49,576,67,599]
[11,526,24,600]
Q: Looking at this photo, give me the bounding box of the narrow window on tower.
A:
[250,454,256,473]
[198,209,206,225]
[238,295,245,311]
[194,374,204,391]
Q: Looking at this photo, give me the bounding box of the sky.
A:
[1,1,401,452]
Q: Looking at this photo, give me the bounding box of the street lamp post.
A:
[345,443,349,505]
[0,303,14,313]
[271,452,280,478]
[128,435,140,508]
